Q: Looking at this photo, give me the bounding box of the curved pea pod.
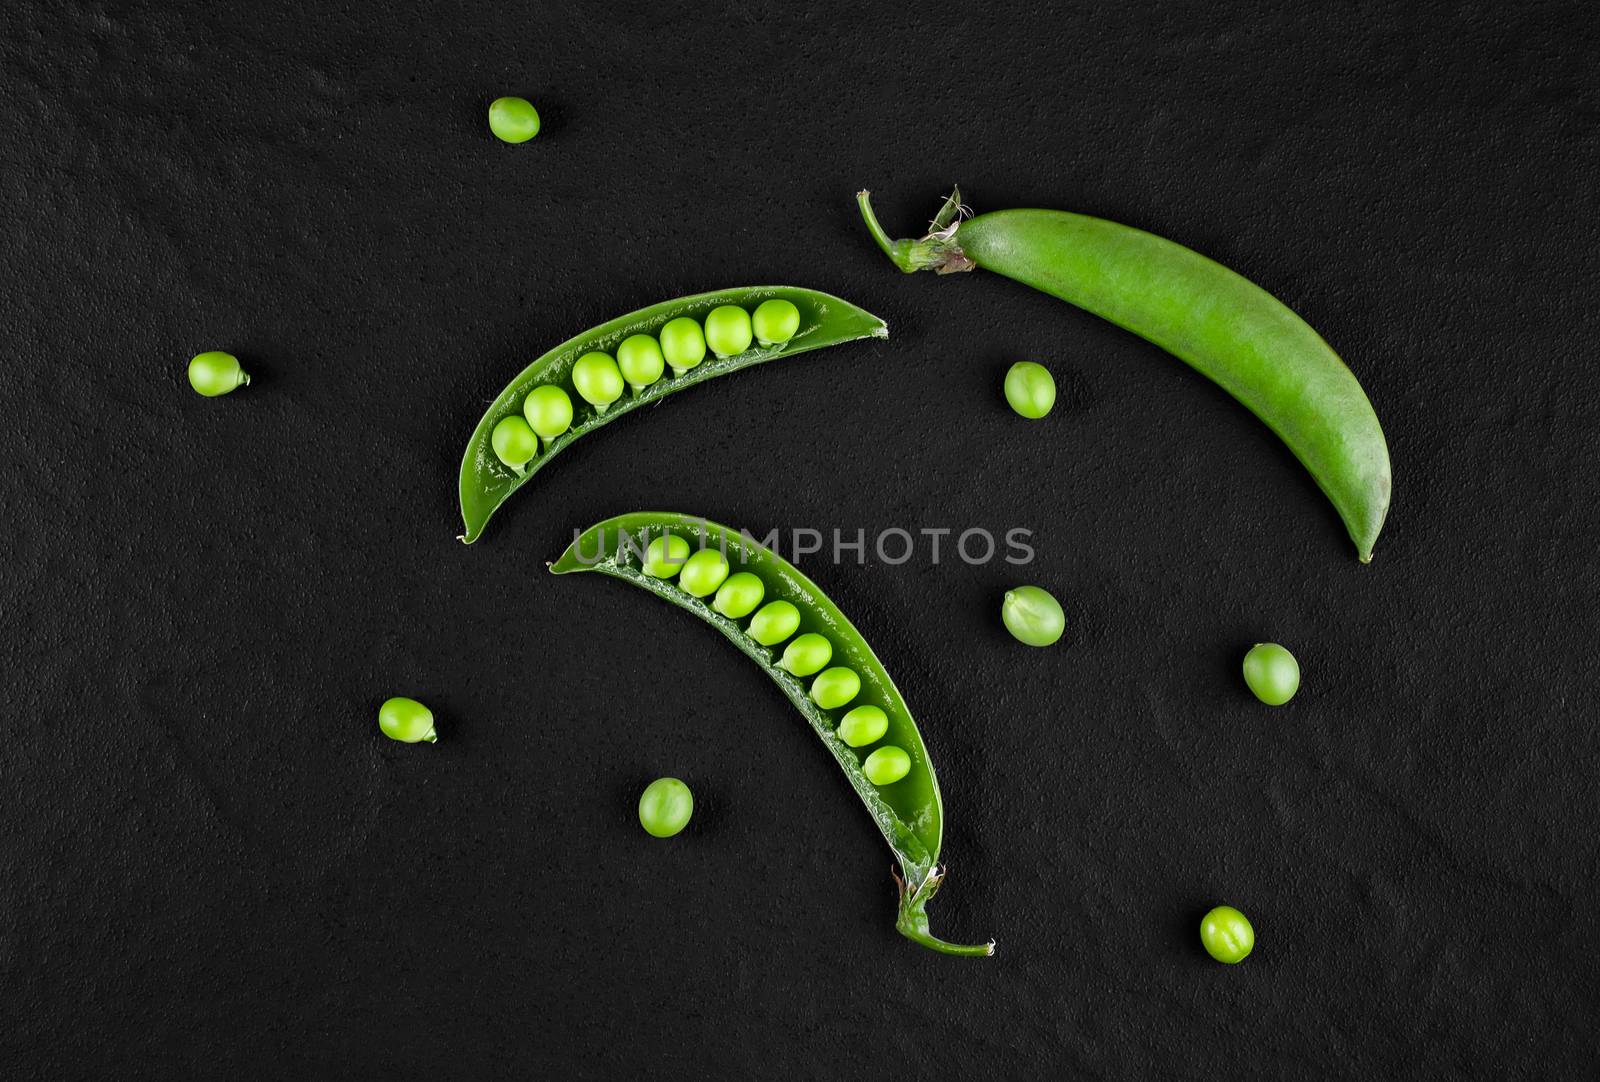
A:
[551,512,993,957]
[858,188,1393,563]
[458,288,887,543]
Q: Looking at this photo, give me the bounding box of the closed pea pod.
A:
[779,633,833,677]
[659,316,707,375]
[747,600,801,646]
[810,666,860,710]
[712,571,765,619]
[572,351,625,412]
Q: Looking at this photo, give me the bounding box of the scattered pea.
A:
[1001,585,1065,647]
[1004,361,1056,419]
[187,351,249,397]
[752,299,801,345]
[523,385,573,445]
[488,96,540,143]
[1200,905,1254,964]
[572,351,624,413]
[678,548,731,598]
[643,534,691,578]
[810,666,861,710]
[1242,643,1299,705]
[704,305,754,358]
[638,777,694,838]
[862,745,911,786]
[748,600,801,646]
[378,696,437,744]
[779,633,833,677]
[712,572,765,619]
[617,334,666,393]
[659,317,707,375]
[837,704,889,748]
[490,415,539,471]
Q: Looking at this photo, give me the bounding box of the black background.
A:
[4,0,1597,1077]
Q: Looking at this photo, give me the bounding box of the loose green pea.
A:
[187,351,249,397]
[810,666,860,710]
[523,385,573,445]
[643,534,691,578]
[862,745,911,786]
[617,334,666,393]
[779,633,832,677]
[1242,643,1300,705]
[1200,905,1254,964]
[490,415,539,471]
[678,548,730,598]
[638,777,693,838]
[659,317,707,374]
[747,600,801,646]
[378,696,437,744]
[712,572,765,619]
[752,299,801,345]
[488,96,540,143]
[1001,585,1065,647]
[1004,361,1056,419]
[837,704,889,748]
[703,305,754,358]
[572,351,624,412]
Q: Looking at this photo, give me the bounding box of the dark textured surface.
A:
[3,1,1597,1077]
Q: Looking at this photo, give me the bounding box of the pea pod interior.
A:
[458,288,887,543]
[551,512,992,957]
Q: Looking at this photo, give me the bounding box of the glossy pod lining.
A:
[458,288,887,543]
[551,512,992,957]
[858,188,1392,562]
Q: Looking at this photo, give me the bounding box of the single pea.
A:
[1242,643,1300,705]
[678,548,731,598]
[747,600,801,646]
[837,704,889,748]
[572,351,624,413]
[1200,905,1255,964]
[522,385,573,445]
[488,96,540,143]
[490,415,539,471]
[638,777,694,838]
[752,298,801,345]
[643,534,691,578]
[1004,361,1056,419]
[778,633,832,677]
[862,745,911,786]
[378,696,437,744]
[1001,585,1065,647]
[659,317,707,375]
[187,351,249,397]
[617,334,666,393]
[810,666,861,710]
[711,571,765,619]
[703,305,754,358]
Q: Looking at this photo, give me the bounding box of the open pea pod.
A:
[459,288,887,543]
[551,512,993,957]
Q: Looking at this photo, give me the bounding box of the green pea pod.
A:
[459,288,887,543]
[551,512,993,957]
[858,188,1393,562]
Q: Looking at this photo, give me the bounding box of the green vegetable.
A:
[1200,905,1254,963]
[638,777,694,838]
[523,385,573,446]
[778,632,832,677]
[643,535,691,578]
[678,548,730,598]
[1004,361,1056,419]
[378,696,437,744]
[1001,586,1066,647]
[810,666,860,710]
[572,351,625,413]
[711,571,765,619]
[552,513,992,956]
[704,305,754,358]
[458,288,887,543]
[187,351,249,397]
[488,96,540,143]
[490,415,539,471]
[659,316,707,375]
[1242,643,1300,705]
[837,704,889,747]
[752,299,801,345]
[858,188,1392,562]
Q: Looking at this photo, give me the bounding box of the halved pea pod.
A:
[458,288,887,543]
[551,512,992,957]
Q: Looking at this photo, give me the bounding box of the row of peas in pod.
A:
[489,299,804,472]
[640,533,913,788]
